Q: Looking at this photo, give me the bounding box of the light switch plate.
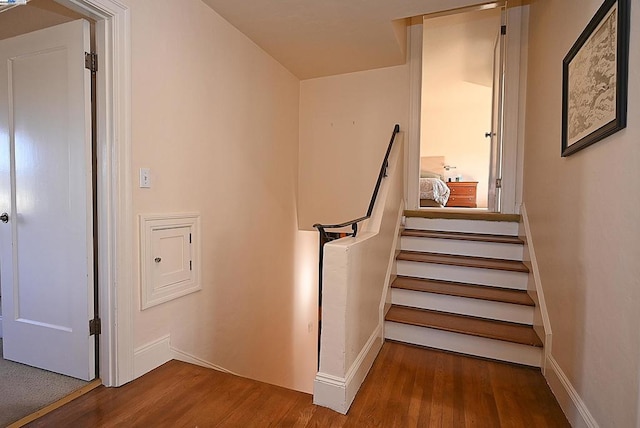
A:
[139,168,151,188]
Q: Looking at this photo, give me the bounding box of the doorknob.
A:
[485,132,494,138]
[0,212,8,223]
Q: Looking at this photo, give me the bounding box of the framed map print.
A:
[561,0,630,157]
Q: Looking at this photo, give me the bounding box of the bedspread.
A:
[420,178,450,206]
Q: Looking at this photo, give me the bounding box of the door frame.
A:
[56,0,133,387]
[407,4,527,214]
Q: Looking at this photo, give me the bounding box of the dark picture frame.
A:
[561,0,630,157]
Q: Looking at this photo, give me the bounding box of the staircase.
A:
[384,211,542,367]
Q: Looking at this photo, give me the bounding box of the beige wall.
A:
[298,66,410,230]
[128,0,317,393]
[0,0,85,41]
[421,9,501,208]
[524,0,640,426]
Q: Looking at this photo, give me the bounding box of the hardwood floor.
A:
[27,342,569,427]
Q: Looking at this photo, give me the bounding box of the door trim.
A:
[499,5,525,214]
[406,18,422,211]
[56,0,133,387]
[407,5,526,214]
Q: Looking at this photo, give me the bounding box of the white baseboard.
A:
[546,355,598,428]
[313,372,348,414]
[134,334,238,379]
[314,325,383,414]
[171,346,238,376]
[520,204,596,426]
[133,335,172,378]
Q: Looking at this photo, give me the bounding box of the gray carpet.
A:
[0,338,88,427]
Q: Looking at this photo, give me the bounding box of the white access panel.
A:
[140,213,201,309]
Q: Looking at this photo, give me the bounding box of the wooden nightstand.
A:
[445,181,478,208]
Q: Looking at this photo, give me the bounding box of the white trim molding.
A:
[406,18,422,211]
[133,335,172,379]
[546,355,599,428]
[133,334,239,379]
[499,5,525,214]
[139,213,202,310]
[313,326,383,414]
[171,347,237,376]
[57,0,133,387]
[520,203,552,370]
[381,201,405,319]
[520,204,597,427]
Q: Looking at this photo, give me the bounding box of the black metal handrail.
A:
[312,123,400,241]
[312,124,400,367]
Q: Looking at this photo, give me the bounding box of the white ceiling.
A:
[201,0,498,80]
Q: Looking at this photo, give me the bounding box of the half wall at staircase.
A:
[314,133,405,414]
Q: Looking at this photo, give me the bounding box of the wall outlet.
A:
[139,168,151,188]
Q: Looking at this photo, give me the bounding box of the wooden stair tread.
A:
[402,229,524,245]
[392,276,534,306]
[386,306,542,347]
[397,251,529,273]
[404,210,520,222]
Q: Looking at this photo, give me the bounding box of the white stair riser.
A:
[405,218,518,236]
[385,321,542,367]
[397,261,528,290]
[391,288,534,325]
[401,236,524,261]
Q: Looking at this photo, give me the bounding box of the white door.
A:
[0,19,95,381]
[487,22,506,213]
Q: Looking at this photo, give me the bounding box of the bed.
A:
[419,156,450,207]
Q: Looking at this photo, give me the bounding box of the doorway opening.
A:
[0,1,106,424]
[418,5,505,212]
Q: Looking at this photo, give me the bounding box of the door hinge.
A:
[189,233,192,244]
[496,178,503,189]
[501,25,506,35]
[190,260,193,271]
[85,52,98,73]
[89,317,101,336]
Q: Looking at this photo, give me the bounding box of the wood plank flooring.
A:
[27,342,568,427]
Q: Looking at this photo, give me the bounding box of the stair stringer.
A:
[520,204,552,371]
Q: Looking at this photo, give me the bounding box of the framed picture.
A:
[561,0,630,157]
